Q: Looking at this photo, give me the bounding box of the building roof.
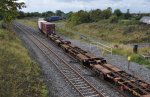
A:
[140,16,150,24]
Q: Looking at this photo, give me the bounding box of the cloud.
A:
[19,0,150,13]
[56,0,94,2]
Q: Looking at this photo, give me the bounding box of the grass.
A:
[112,45,150,68]
[17,18,38,28]
[65,20,150,44]
[0,23,48,97]
[132,54,150,68]
[17,18,150,68]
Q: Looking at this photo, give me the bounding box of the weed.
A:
[0,25,48,97]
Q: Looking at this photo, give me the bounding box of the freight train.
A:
[38,18,150,97]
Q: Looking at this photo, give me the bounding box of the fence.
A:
[77,32,113,55]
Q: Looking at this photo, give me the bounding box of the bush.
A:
[67,10,90,26]
[101,9,112,19]
[114,9,122,18]
[109,15,118,23]
[131,54,150,66]
[89,9,102,22]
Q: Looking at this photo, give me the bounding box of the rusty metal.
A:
[104,64,121,72]
[98,63,150,97]
[93,65,111,74]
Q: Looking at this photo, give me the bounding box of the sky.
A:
[18,0,150,13]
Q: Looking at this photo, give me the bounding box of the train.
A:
[38,18,55,36]
[45,16,62,22]
[38,18,150,97]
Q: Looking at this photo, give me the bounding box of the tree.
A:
[107,7,112,12]
[17,11,25,18]
[89,9,102,22]
[45,11,55,17]
[55,10,64,16]
[68,10,90,25]
[26,12,31,17]
[109,15,118,23]
[124,9,131,19]
[78,10,90,23]
[0,13,3,20]
[31,12,40,17]
[0,0,25,23]
[66,11,73,19]
[114,9,122,18]
[101,9,112,19]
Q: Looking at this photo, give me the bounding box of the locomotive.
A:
[38,18,55,36]
[38,18,150,97]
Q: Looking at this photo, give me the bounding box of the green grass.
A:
[112,45,150,68]
[17,19,150,67]
[131,54,150,68]
[17,18,38,28]
[0,23,48,97]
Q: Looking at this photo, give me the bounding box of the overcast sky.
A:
[19,0,150,13]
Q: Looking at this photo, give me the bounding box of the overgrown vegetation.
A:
[17,10,65,19]
[0,24,48,97]
[57,20,150,43]
[66,8,141,26]
[17,18,38,28]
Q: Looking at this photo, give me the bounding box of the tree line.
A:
[17,10,65,19]
[15,7,145,26]
[67,8,143,25]
[0,0,147,25]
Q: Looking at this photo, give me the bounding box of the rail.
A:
[14,22,150,97]
[14,22,106,97]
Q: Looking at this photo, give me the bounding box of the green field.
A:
[17,19,150,68]
[0,23,48,97]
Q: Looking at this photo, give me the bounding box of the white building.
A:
[140,16,150,24]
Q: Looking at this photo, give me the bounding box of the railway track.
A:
[12,21,150,97]
[14,22,130,97]
[14,23,106,97]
